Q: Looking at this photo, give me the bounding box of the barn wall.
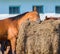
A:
[0,0,60,20]
[0,0,60,14]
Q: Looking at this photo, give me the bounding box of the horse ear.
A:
[33,6,40,14]
[45,16,47,20]
[33,6,37,11]
[46,16,47,18]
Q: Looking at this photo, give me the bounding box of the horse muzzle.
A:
[36,18,41,24]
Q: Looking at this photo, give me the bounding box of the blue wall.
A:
[0,0,60,14]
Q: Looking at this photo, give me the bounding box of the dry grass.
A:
[16,19,60,54]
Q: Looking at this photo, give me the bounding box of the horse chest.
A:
[0,29,8,40]
[8,25,18,39]
[0,25,8,40]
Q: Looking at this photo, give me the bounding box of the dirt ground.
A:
[16,19,60,54]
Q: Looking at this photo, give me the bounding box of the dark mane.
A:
[9,12,29,21]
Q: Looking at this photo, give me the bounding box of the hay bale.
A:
[16,20,60,54]
[16,20,30,54]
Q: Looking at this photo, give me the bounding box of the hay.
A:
[16,20,60,54]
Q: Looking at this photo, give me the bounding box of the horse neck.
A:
[17,15,28,28]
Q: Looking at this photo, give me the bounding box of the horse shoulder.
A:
[8,24,18,40]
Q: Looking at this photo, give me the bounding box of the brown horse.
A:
[45,16,60,20]
[0,10,40,54]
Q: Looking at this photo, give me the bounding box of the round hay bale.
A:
[16,20,30,54]
[16,20,60,54]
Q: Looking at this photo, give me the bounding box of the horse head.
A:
[25,10,40,23]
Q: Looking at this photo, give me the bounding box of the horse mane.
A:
[9,12,29,21]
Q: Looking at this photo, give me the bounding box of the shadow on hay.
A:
[57,24,60,54]
[16,20,60,54]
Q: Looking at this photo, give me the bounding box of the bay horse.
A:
[0,10,40,54]
[45,16,60,20]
